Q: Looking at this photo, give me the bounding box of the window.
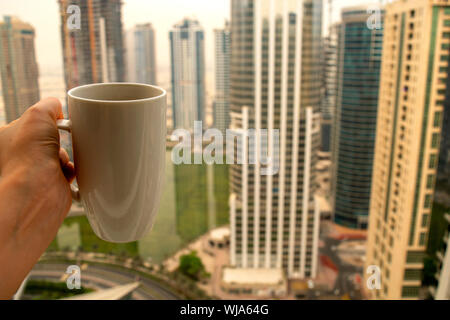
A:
[402,286,420,298]
[424,194,432,209]
[419,232,427,246]
[434,111,442,127]
[429,154,437,169]
[404,269,422,281]
[422,214,429,227]
[406,251,424,263]
[426,174,434,188]
[444,20,450,27]
[431,133,440,149]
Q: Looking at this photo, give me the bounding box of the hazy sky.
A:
[0,0,378,80]
[0,0,230,81]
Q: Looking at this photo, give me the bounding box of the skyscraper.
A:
[58,0,125,90]
[0,16,40,123]
[331,6,384,229]
[126,23,157,85]
[364,0,449,300]
[229,0,322,279]
[320,23,339,153]
[213,21,231,134]
[169,18,205,130]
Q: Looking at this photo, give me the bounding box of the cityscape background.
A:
[0,0,449,301]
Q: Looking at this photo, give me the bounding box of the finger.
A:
[59,148,70,166]
[32,97,63,122]
[59,148,75,182]
[62,161,76,183]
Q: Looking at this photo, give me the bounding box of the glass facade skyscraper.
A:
[331,6,384,229]
[169,18,205,130]
[213,21,231,134]
[126,23,157,85]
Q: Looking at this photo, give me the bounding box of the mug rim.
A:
[68,82,166,104]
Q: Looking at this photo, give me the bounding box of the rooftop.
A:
[210,226,230,241]
[222,268,284,285]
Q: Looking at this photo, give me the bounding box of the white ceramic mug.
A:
[57,83,166,243]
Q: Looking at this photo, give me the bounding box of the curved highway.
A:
[30,262,181,300]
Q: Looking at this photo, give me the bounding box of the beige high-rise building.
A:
[0,16,40,123]
[364,0,449,300]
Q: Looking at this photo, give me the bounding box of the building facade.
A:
[331,7,384,229]
[169,18,205,130]
[320,23,339,153]
[229,0,322,279]
[58,0,125,90]
[126,23,157,85]
[364,0,449,299]
[437,47,450,181]
[0,16,40,123]
[213,21,231,134]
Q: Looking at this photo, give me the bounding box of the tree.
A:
[178,251,206,281]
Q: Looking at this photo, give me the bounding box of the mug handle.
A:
[57,119,80,202]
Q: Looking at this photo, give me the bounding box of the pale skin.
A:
[0,98,75,299]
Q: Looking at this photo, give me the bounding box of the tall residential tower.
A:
[364,0,449,300]
[169,18,205,130]
[58,0,125,90]
[126,23,157,85]
[0,16,40,123]
[213,21,231,134]
[229,0,322,279]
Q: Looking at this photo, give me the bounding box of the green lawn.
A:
[24,280,93,300]
[54,215,139,256]
[174,163,229,243]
